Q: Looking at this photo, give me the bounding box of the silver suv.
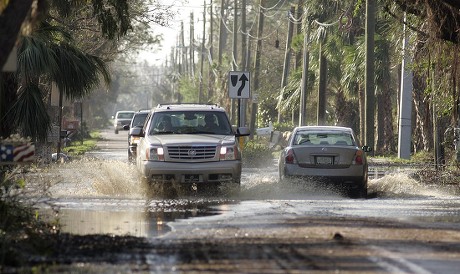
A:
[131,104,250,193]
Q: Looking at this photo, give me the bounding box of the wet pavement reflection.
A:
[40,197,238,237]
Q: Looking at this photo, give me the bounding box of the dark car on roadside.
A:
[123,109,151,162]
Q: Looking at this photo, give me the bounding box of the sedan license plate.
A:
[316,156,333,165]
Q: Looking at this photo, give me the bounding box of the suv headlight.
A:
[219,144,240,161]
[130,136,141,145]
[146,146,164,161]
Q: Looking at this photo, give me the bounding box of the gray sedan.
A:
[278,126,372,198]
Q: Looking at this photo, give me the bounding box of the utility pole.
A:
[231,0,238,124]
[208,0,214,101]
[180,21,185,75]
[293,1,303,124]
[398,13,412,159]
[199,1,206,104]
[241,0,247,71]
[218,0,227,66]
[295,0,303,70]
[317,41,327,125]
[277,5,295,124]
[250,0,265,138]
[190,13,195,77]
[299,10,310,126]
[232,0,238,70]
[365,0,375,153]
[240,0,247,127]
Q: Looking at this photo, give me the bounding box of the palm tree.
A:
[8,22,110,141]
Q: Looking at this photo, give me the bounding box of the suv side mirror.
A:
[123,125,130,130]
[130,127,144,137]
[236,127,250,137]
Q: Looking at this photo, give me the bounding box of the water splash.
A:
[46,158,143,198]
[369,173,453,198]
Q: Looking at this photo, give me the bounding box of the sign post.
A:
[229,71,250,128]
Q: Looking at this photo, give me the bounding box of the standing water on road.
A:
[29,129,460,236]
[30,153,460,238]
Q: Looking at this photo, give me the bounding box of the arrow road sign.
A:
[228,71,250,99]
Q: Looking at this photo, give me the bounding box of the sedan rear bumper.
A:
[283,164,366,185]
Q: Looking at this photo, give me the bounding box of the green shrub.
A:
[242,139,275,167]
[0,167,57,267]
[63,131,101,157]
[273,121,295,132]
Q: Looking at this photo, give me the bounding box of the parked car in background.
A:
[112,110,135,134]
[123,109,151,162]
[278,126,372,198]
[130,103,250,195]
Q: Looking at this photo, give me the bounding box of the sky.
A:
[137,0,205,65]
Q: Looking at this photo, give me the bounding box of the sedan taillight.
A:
[354,150,363,165]
[285,149,297,164]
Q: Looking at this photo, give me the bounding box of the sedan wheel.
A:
[348,185,367,199]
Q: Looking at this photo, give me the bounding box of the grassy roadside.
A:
[61,131,102,159]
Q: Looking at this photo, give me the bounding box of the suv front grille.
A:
[167,145,217,159]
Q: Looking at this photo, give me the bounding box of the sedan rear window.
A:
[294,131,355,146]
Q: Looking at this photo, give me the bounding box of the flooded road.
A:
[32,129,460,273]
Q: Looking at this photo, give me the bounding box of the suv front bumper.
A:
[139,160,242,184]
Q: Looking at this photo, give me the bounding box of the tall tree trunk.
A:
[0,0,34,69]
[0,73,18,138]
[334,88,356,128]
[359,85,365,144]
[413,73,432,152]
[376,92,385,154]
[382,84,395,152]
[412,40,433,152]
[376,82,395,154]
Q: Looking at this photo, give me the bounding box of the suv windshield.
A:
[149,111,232,135]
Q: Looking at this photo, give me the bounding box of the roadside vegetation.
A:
[0,131,103,270]
[61,131,102,159]
[0,165,57,269]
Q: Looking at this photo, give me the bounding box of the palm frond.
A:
[18,36,58,82]
[12,84,51,141]
[34,21,74,43]
[51,43,111,100]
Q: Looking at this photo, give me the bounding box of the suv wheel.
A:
[128,150,133,162]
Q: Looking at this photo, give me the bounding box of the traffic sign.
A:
[228,71,250,99]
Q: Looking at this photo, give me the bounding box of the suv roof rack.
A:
[156,103,221,109]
